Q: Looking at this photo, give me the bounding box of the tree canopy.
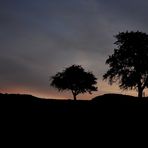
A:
[50,65,98,100]
[103,31,148,98]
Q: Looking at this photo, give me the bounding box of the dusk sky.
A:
[1,0,148,99]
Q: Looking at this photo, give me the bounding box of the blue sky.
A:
[1,0,148,99]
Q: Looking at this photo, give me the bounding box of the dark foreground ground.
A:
[1,93,148,144]
[1,93,148,130]
[1,93,148,117]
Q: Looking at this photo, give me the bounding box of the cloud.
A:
[1,0,148,98]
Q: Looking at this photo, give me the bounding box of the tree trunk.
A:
[138,87,143,98]
[71,90,77,100]
[72,91,77,100]
[73,94,77,101]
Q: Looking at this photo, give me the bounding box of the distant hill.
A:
[92,93,145,104]
[1,93,148,114]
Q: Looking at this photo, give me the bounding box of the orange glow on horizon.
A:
[1,81,148,100]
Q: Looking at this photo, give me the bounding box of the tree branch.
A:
[142,75,148,90]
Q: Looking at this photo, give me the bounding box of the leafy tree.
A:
[103,31,148,98]
[50,65,98,100]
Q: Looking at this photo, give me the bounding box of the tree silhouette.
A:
[50,65,98,100]
[103,31,148,98]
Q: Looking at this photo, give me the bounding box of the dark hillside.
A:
[1,93,148,136]
[92,93,148,106]
[1,93,148,116]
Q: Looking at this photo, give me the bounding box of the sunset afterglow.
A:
[1,0,148,99]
